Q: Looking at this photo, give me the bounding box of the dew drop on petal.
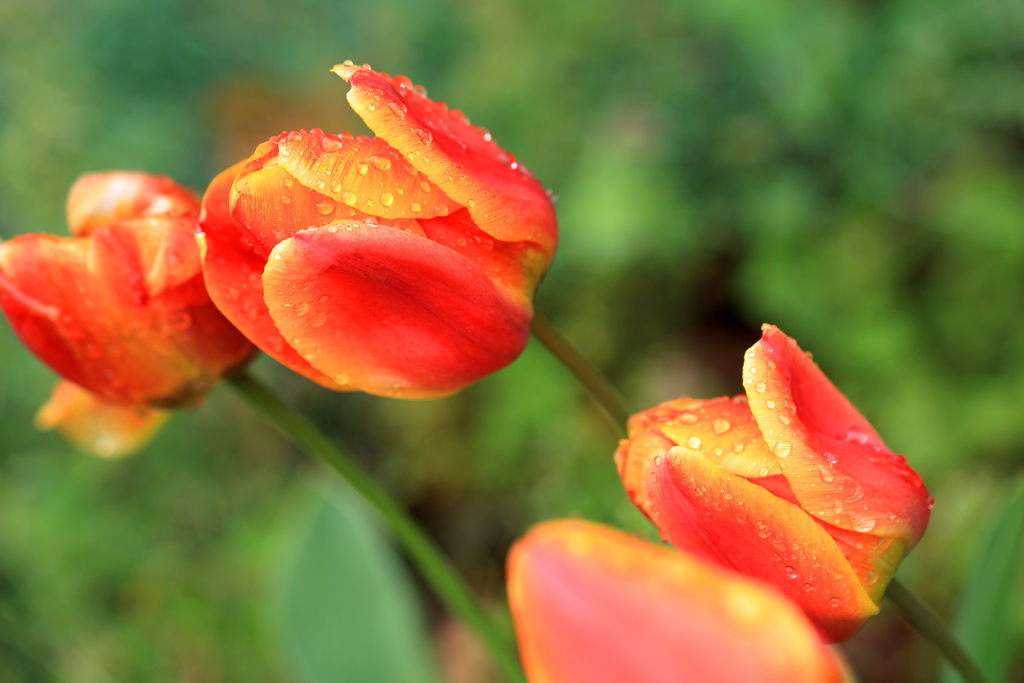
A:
[713,419,731,435]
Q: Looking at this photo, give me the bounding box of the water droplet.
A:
[415,128,434,145]
[850,514,877,533]
[341,192,358,206]
[334,372,350,385]
[379,192,395,206]
[830,597,840,607]
[765,399,776,409]
[833,499,843,514]
[732,441,745,452]
[803,583,814,592]
[281,195,292,204]
[419,181,431,192]
[778,414,791,425]
[308,310,328,328]
[321,137,343,152]
[758,466,769,476]
[357,163,369,175]
[755,381,767,393]
[370,155,392,171]
[687,436,702,449]
[316,200,336,215]
[749,367,758,374]
[785,566,798,579]
[283,177,293,186]
[713,419,731,435]
[388,101,408,116]
[817,463,835,483]
[467,199,476,207]
[410,202,422,212]
[773,442,792,457]
[679,412,698,424]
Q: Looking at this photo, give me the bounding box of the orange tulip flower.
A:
[508,519,844,683]
[199,63,558,399]
[615,325,933,641]
[0,172,255,454]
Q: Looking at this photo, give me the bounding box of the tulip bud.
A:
[508,520,844,683]
[0,172,255,455]
[199,63,558,399]
[615,325,933,641]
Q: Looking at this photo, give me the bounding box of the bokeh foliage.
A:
[1,0,1023,680]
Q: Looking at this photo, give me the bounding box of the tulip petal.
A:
[626,396,783,480]
[0,219,252,406]
[67,171,199,237]
[199,163,342,389]
[335,64,558,256]
[231,137,435,256]
[417,209,550,305]
[35,380,167,458]
[262,223,531,398]
[274,128,454,219]
[509,520,844,683]
[620,438,879,641]
[743,325,932,542]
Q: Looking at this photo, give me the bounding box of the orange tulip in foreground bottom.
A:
[508,520,843,683]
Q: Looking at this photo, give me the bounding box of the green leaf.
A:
[940,478,1024,683]
[278,483,441,683]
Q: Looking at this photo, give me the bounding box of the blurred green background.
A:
[1,0,1023,680]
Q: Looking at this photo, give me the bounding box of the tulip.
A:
[0,172,255,453]
[508,519,844,683]
[615,325,933,641]
[199,62,558,399]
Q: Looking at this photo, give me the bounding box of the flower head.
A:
[615,325,932,641]
[199,63,557,399]
[508,519,844,683]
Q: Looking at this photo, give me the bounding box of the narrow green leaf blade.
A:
[940,478,1024,683]
[279,484,441,683]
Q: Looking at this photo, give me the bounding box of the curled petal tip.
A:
[331,61,368,81]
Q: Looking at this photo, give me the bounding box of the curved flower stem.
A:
[885,578,986,683]
[531,314,987,683]
[530,313,631,436]
[227,371,526,683]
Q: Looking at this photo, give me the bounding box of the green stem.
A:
[885,578,987,683]
[227,372,526,683]
[532,314,987,683]
[530,313,631,435]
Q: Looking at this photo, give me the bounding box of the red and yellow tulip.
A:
[615,325,932,641]
[508,519,844,683]
[199,63,557,399]
[0,172,254,455]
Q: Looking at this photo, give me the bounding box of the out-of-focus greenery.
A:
[1,0,1023,681]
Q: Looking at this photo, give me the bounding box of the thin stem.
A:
[227,372,526,683]
[885,578,987,683]
[532,314,987,683]
[530,313,631,435]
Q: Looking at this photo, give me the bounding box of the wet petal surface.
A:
[262,223,531,398]
[337,64,557,256]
